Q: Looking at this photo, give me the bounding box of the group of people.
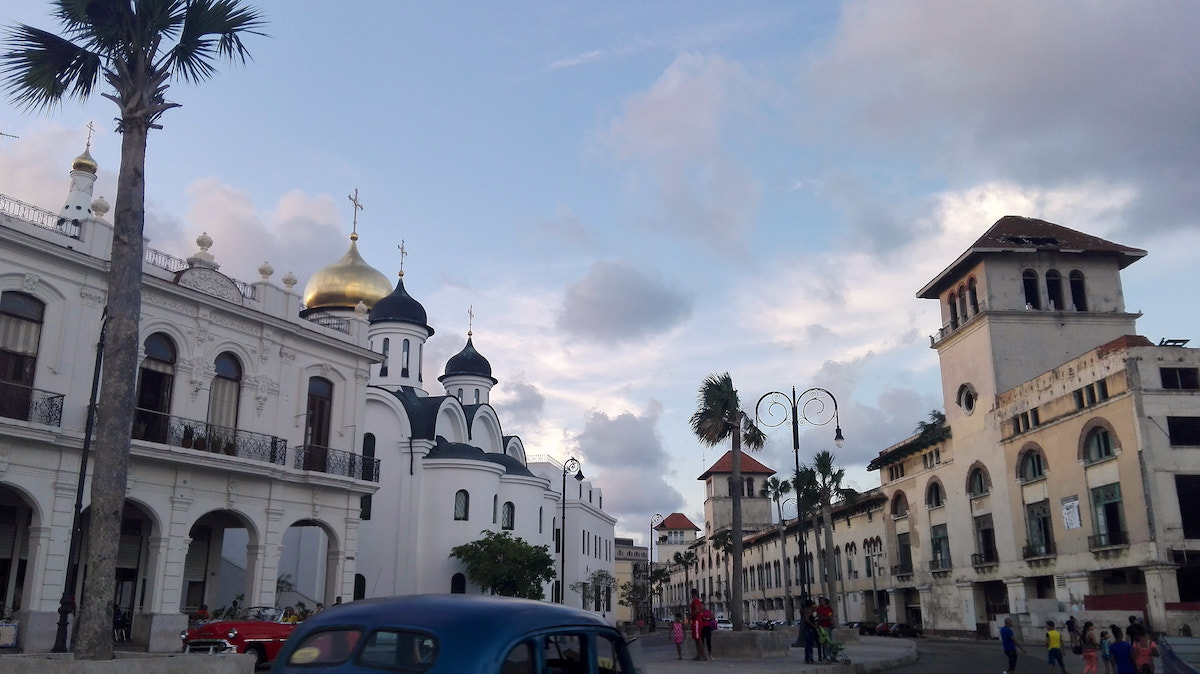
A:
[1000,615,1159,674]
[797,597,835,664]
[670,588,717,661]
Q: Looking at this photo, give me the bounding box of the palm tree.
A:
[3,1,264,659]
[792,465,822,600]
[690,372,765,631]
[760,476,794,622]
[803,450,857,625]
[672,550,698,615]
[708,529,733,616]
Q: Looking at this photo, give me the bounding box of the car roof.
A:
[282,594,616,667]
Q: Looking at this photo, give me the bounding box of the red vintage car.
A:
[181,606,296,666]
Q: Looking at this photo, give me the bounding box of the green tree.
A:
[449,530,556,599]
[792,465,822,600]
[671,549,698,614]
[802,450,857,624]
[570,569,615,612]
[649,565,671,619]
[690,372,765,630]
[708,529,733,611]
[760,475,794,622]
[2,0,264,659]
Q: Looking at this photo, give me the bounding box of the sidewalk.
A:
[631,630,919,674]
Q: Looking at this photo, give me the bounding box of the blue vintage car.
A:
[270,594,638,673]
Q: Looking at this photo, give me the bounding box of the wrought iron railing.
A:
[971,551,999,566]
[294,445,380,482]
[0,192,80,238]
[131,408,286,465]
[143,247,255,299]
[0,381,65,426]
[1023,542,1056,559]
[891,562,913,576]
[928,557,953,572]
[1088,531,1128,549]
[304,311,351,335]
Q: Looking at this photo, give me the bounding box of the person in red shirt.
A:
[688,588,710,661]
[815,597,834,661]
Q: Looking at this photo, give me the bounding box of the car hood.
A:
[187,620,293,638]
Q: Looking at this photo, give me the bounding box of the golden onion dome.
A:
[72,146,98,174]
[301,234,394,312]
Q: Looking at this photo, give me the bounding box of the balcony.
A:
[0,381,64,426]
[132,408,286,465]
[1023,542,1056,560]
[1088,531,1128,550]
[891,563,913,577]
[295,445,380,482]
[971,551,999,568]
[928,557,953,572]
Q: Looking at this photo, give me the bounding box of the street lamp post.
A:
[559,457,584,604]
[754,386,843,622]
[649,513,663,626]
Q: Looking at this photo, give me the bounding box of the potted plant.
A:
[181,425,195,448]
[224,440,237,456]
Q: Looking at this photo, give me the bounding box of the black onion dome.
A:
[439,336,497,384]
[368,275,434,334]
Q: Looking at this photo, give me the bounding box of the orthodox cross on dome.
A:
[348,189,364,238]
[397,239,407,276]
[85,121,95,148]
[467,305,474,336]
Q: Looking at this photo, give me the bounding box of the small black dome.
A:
[439,336,497,384]
[369,276,434,334]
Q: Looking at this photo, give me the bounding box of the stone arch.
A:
[890,491,909,517]
[965,461,991,496]
[1016,442,1047,482]
[281,516,343,606]
[1078,417,1121,462]
[925,477,946,508]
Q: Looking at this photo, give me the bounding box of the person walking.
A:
[1109,626,1136,674]
[670,613,685,660]
[1100,629,1114,674]
[802,600,820,665]
[1081,621,1099,674]
[1001,617,1026,674]
[688,588,709,661]
[1046,620,1068,674]
[816,597,834,662]
[1131,628,1159,674]
[1067,616,1080,648]
[699,606,715,660]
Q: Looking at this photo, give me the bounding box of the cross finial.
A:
[397,240,407,277]
[85,121,95,149]
[468,305,475,337]
[348,189,364,238]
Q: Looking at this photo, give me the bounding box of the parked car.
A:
[181,605,296,666]
[270,594,638,673]
[889,623,924,638]
[856,621,878,635]
[715,618,733,631]
[874,622,894,636]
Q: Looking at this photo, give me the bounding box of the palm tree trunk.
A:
[777,500,793,623]
[75,123,148,659]
[822,503,837,625]
[730,427,744,630]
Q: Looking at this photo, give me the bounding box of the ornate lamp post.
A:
[559,457,584,604]
[649,513,663,626]
[754,387,843,620]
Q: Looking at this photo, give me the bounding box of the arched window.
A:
[418,343,423,382]
[891,492,909,518]
[502,501,515,530]
[957,383,977,415]
[401,339,411,377]
[1070,271,1088,311]
[926,481,944,508]
[474,388,480,404]
[967,467,990,497]
[1022,269,1041,309]
[451,573,466,594]
[492,495,498,524]
[1046,270,1064,310]
[361,433,376,481]
[456,388,463,401]
[207,352,242,431]
[539,506,543,533]
[948,292,959,329]
[454,490,469,520]
[1084,427,1115,463]
[0,291,45,421]
[967,278,979,314]
[134,333,177,443]
[380,337,389,377]
[1019,448,1046,482]
[305,377,333,448]
[354,573,366,601]
[957,284,969,321]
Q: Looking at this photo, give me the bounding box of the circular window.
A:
[957,384,976,415]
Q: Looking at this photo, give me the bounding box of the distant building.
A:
[613,537,647,624]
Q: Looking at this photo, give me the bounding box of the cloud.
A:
[597,53,764,250]
[557,261,692,345]
[495,377,546,427]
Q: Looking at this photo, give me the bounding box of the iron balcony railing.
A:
[0,381,65,426]
[144,247,255,299]
[294,445,380,482]
[132,408,286,465]
[891,562,914,576]
[928,557,953,572]
[1023,542,1056,559]
[0,192,80,238]
[1088,531,1128,549]
[304,311,351,335]
[971,551,1000,566]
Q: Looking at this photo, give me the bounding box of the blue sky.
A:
[3,0,1199,546]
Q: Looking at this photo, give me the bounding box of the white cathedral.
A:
[0,143,615,653]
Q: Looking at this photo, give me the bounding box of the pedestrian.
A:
[1081,621,1099,674]
[688,588,709,661]
[1131,628,1159,674]
[816,597,834,661]
[1109,626,1136,674]
[671,613,685,659]
[1046,620,1067,674]
[333,596,343,606]
[1100,629,1114,674]
[802,599,820,665]
[699,606,715,660]
[1001,617,1026,674]
[1067,616,1080,647]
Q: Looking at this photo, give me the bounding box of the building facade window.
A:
[968,467,990,497]
[1167,417,1200,446]
[1083,427,1115,463]
[401,339,411,377]
[501,502,515,530]
[973,513,997,563]
[948,292,960,329]
[454,490,470,520]
[1022,269,1041,309]
[451,573,466,594]
[930,524,950,569]
[0,291,44,421]
[957,384,976,415]
[360,433,376,517]
[380,337,389,377]
[891,492,909,518]
[305,377,333,449]
[1019,448,1045,483]
[1045,270,1064,310]
[967,278,980,314]
[895,533,912,574]
[1162,368,1200,390]
[134,332,177,443]
[208,352,242,431]
[1025,499,1053,556]
[1091,483,1126,547]
[926,481,944,508]
[1069,270,1088,311]
[1175,475,1200,539]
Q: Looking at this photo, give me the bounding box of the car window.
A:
[541,633,585,674]
[596,633,628,674]
[287,628,362,666]
[356,629,438,671]
[501,641,535,674]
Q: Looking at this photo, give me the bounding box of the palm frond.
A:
[167,0,265,83]
[1,24,101,110]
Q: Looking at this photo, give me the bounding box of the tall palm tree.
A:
[672,550,698,615]
[792,465,822,600]
[690,372,765,631]
[760,476,794,622]
[3,0,264,659]
[803,450,857,625]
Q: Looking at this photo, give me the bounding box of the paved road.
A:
[887,637,1087,674]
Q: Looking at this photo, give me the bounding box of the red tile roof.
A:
[918,216,1147,298]
[697,450,775,480]
[655,513,699,531]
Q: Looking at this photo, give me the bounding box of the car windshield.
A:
[243,606,283,622]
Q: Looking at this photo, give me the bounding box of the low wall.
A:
[710,629,792,658]
[0,652,255,674]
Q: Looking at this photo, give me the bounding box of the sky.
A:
[3,0,1199,549]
